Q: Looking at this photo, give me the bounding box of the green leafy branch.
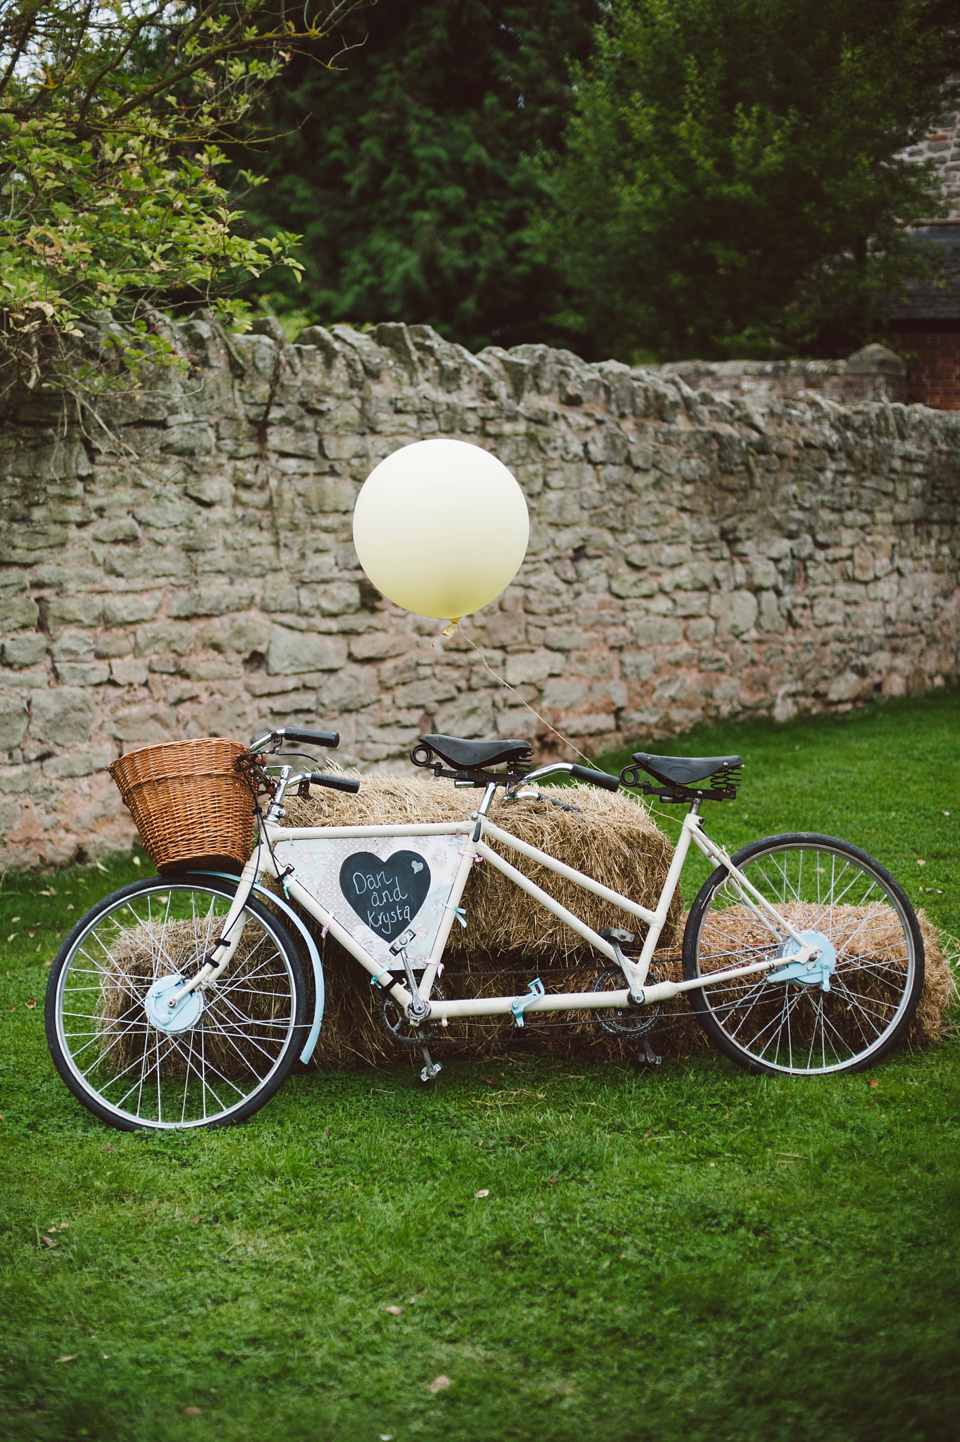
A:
[0,0,363,398]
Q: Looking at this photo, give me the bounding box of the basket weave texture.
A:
[108,738,254,873]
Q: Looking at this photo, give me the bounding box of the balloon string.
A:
[453,622,599,768]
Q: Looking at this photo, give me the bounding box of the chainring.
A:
[379,985,446,1046]
[590,966,662,1037]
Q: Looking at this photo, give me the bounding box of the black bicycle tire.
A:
[682,832,925,1076]
[45,875,309,1130]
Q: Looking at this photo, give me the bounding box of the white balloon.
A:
[352,438,530,622]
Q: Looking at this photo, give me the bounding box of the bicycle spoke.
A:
[684,836,921,1076]
[49,879,304,1130]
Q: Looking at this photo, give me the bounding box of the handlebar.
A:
[249,726,340,753]
[569,765,621,792]
[518,760,620,792]
[244,730,359,811]
[284,727,340,748]
[305,772,361,795]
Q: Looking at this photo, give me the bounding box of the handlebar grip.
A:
[308,772,360,794]
[283,727,340,749]
[570,764,620,792]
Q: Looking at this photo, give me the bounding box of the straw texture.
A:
[98,919,295,1081]
[274,776,679,1068]
[275,777,953,1068]
[281,775,679,960]
[293,906,953,1070]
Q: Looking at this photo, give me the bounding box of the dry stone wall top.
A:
[1,317,958,870]
[647,345,909,405]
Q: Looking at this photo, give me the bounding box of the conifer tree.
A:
[239,0,597,350]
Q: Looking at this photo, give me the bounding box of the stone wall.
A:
[1,318,958,871]
[648,345,908,406]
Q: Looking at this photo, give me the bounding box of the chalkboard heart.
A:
[338,850,433,943]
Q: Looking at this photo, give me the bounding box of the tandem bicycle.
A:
[44,726,925,1130]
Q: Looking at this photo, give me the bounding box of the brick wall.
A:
[1,318,958,871]
[901,330,960,410]
[893,77,960,374]
[899,81,960,223]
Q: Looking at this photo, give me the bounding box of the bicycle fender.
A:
[186,869,325,1064]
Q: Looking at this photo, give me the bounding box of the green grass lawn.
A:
[594,684,959,939]
[1,689,958,1442]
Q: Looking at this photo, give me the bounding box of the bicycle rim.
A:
[683,834,924,1076]
[47,878,306,1129]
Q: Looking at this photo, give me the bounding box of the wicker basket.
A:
[109,738,255,873]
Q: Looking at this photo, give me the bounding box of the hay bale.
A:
[99,919,295,1081]
[911,911,957,1047]
[319,905,950,1069]
[657,902,955,1062]
[281,776,680,962]
[274,780,954,1068]
[277,777,680,1068]
[93,775,955,1078]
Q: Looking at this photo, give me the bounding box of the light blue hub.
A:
[145,973,204,1033]
[767,930,837,992]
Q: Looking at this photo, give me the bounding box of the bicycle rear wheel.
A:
[45,876,308,1130]
[682,834,924,1076]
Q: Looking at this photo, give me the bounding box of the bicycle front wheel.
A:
[682,834,924,1076]
[45,876,308,1130]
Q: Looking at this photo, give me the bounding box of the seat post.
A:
[476,782,498,817]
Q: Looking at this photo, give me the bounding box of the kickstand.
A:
[418,1044,443,1086]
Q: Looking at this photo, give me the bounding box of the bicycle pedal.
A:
[634,1039,662,1067]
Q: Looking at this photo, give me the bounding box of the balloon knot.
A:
[431,620,459,651]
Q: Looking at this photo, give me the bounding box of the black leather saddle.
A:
[620,752,742,802]
[412,733,533,772]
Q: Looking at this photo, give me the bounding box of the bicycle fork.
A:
[158,850,262,1017]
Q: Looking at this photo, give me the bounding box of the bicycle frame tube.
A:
[185,868,327,1065]
[177,802,818,1029]
[685,811,814,950]
[161,848,264,1008]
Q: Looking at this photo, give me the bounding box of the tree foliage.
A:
[538,0,958,361]
[238,0,598,351]
[0,0,356,393]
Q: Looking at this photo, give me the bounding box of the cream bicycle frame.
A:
[183,783,819,1036]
